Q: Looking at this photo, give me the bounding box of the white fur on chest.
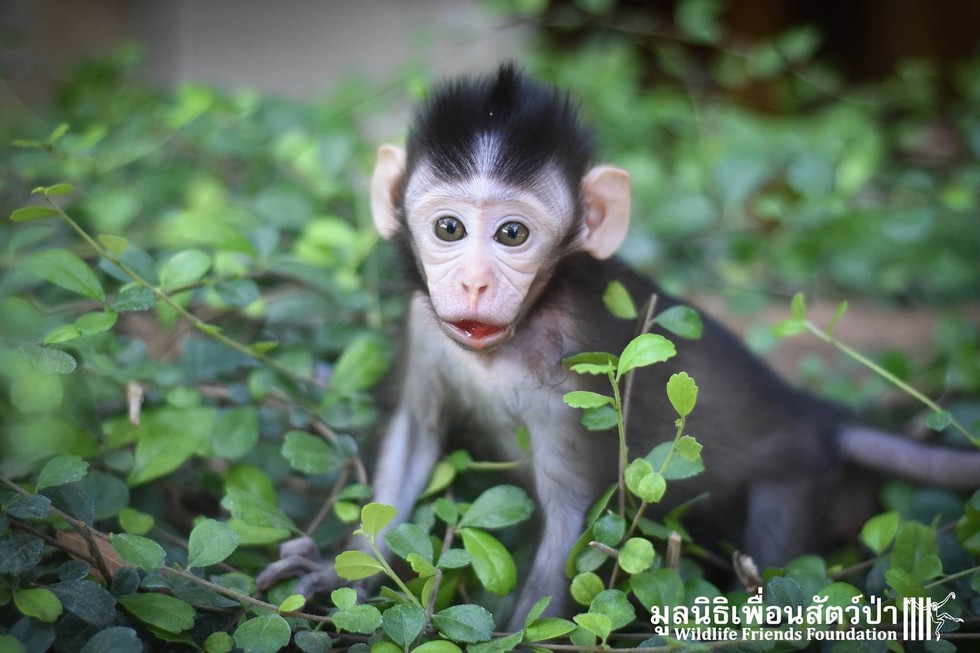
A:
[406,293,579,460]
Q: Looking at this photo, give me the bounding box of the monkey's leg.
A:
[257,406,443,596]
[742,479,822,569]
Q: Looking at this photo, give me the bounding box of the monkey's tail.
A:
[839,426,980,490]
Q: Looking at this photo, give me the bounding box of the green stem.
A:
[804,320,979,447]
[657,416,686,476]
[610,370,628,519]
[368,537,424,608]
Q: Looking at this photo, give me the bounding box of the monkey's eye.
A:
[434,216,466,242]
[495,221,529,246]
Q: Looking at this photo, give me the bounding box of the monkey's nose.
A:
[462,281,488,310]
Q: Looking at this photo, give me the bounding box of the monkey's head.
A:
[371,64,631,351]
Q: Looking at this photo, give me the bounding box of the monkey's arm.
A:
[258,301,446,596]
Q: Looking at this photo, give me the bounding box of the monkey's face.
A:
[400,169,575,350]
[370,144,632,353]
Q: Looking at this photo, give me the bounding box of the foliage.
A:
[1,3,979,651]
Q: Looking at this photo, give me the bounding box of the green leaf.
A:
[654,306,703,339]
[630,569,685,611]
[891,521,941,581]
[434,552,469,575]
[212,406,260,459]
[562,390,613,410]
[361,502,397,537]
[6,494,52,520]
[523,596,552,626]
[330,334,390,394]
[459,485,534,529]
[581,405,618,431]
[572,613,611,644]
[19,343,77,374]
[119,507,155,534]
[618,538,655,574]
[43,325,83,344]
[384,522,434,564]
[335,550,386,581]
[525,617,577,642]
[32,249,105,303]
[421,459,457,498]
[79,627,143,653]
[636,472,666,503]
[646,441,704,480]
[204,631,236,653]
[624,458,654,496]
[48,579,115,626]
[282,430,340,474]
[563,352,618,376]
[465,632,520,653]
[570,572,604,606]
[602,281,637,319]
[382,603,426,647]
[278,594,306,612]
[0,534,42,574]
[885,567,925,599]
[828,300,848,335]
[47,122,69,144]
[675,435,702,462]
[36,454,89,491]
[74,311,118,335]
[44,183,74,196]
[215,279,260,306]
[617,333,676,377]
[332,604,382,634]
[99,234,130,255]
[791,292,807,320]
[11,206,60,222]
[14,588,63,623]
[460,528,517,595]
[860,511,900,555]
[12,372,63,411]
[592,513,626,547]
[159,249,212,290]
[432,604,494,643]
[112,286,157,312]
[187,518,240,568]
[331,588,357,611]
[233,614,291,653]
[129,407,214,486]
[589,589,635,630]
[111,533,166,571]
[675,0,723,44]
[772,318,807,338]
[221,487,295,531]
[925,410,952,431]
[665,372,698,418]
[118,592,196,633]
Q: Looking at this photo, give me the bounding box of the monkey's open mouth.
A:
[444,320,510,350]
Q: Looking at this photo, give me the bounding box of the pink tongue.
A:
[452,320,504,339]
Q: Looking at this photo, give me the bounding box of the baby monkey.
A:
[259,65,980,626]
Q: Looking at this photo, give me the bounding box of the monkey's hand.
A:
[256,536,349,599]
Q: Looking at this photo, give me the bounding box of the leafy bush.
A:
[1,9,979,652]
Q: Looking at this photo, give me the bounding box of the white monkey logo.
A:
[931,591,964,640]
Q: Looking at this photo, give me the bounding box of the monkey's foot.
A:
[256,535,345,598]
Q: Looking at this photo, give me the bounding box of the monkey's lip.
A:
[443,320,511,350]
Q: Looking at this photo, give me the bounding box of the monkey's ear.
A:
[370,145,407,239]
[579,165,631,260]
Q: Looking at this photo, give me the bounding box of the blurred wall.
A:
[1,0,530,106]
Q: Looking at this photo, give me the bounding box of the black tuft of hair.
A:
[403,64,595,198]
